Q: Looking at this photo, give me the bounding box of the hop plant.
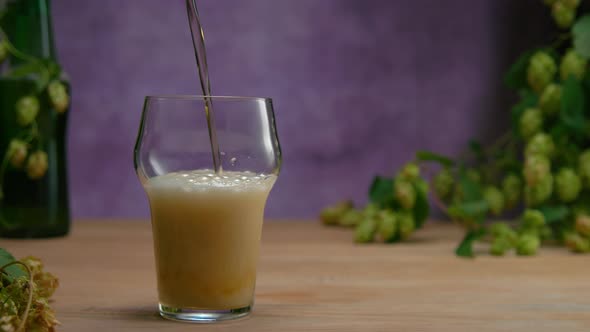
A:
[7,139,27,168]
[395,179,416,210]
[15,96,40,127]
[555,168,582,202]
[47,81,69,114]
[560,49,587,81]
[516,234,541,255]
[578,150,590,188]
[484,186,505,216]
[434,168,454,200]
[377,210,398,242]
[319,200,353,225]
[538,83,562,116]
[502,174,522,209]
[525,174,553,206]
[399,162,420,181]
[519,108,543,139]
[354,218,377,243]
[575,214,590,237]
[26,151,49,180]
[527,51,556,92]
[0,41,7,64]
[524,154,551,187]
[525,132,555,158]
[552,1,576,28]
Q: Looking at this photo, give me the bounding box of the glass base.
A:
[158,304,251,323]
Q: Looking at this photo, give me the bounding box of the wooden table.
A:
[4,220,590,331]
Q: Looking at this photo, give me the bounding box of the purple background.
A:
[51,0,551,219]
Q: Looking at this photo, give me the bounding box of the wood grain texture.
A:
[3,220,590,332]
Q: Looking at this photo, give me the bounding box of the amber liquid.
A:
[144,170,276,309]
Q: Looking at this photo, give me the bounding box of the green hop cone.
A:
[377,210,398,242]
[16,95,40,126]
[434,168,454,200]
[466,168,481,184]
[524,174,553,206]
[502,174,522,209]
[490,236,513,256]
[538,83,562,116]
[415,178,429,196]
[320,200,353,225]
[519,108,543,140]
[399,162,420,181]
[362,203,380,219]
[522,209,546,229]
[525,133,555,159]
[395,179,416,210]
[483,186,505,216]
[340,209,363,227]
[524,154,550,187]
[0,41,7,64]
[516,234,541,256]
[47,81,70,113]
[564,232,590,253]
[575,214,590,237]
[26,150,48,180]
[354,218,377,243]
[555,168,582,203]
[490,222,518,244]
[552,1,575,28]
[578,150,590,188]
[398,212,415,240]
[7,139,28,168]
[527,52,556,93]
[560,49,587,81]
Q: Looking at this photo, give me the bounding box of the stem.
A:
[0,27,40,64]
[0,261,33,332]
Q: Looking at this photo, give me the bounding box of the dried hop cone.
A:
[527,51,556,93]
[47,81,70,113]
[26,150,49,180]
[7,139,27,168]
[16,95,40,126]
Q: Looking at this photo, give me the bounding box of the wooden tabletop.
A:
[4,220,590,331]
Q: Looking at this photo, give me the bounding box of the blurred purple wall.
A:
[51,0,551,219]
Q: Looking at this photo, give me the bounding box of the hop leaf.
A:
[519,108,543,139]
[560,49,587,81]
[538,83,562,116]
[15,96,40,127]
[527,51,556,92]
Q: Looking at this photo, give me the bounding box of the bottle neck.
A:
[1,0,56,60]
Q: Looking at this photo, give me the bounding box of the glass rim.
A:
[145,95,272,102]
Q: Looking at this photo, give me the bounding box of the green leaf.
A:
[457,171,483,202]
[468,140,484,162]
[415,150,454,167]
[412,183,429,229]
[504,50,535,90]
[455,228,487,258]
[448,200,489,224]
[537,205,570,224]
[368,176,396,209]
[0,248,26,281]
[560,76,586,134]
[5,62,44,79]
[510,90,537,137]
[573,15,590,59]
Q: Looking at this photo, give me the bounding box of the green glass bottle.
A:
[0,0,70,238]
